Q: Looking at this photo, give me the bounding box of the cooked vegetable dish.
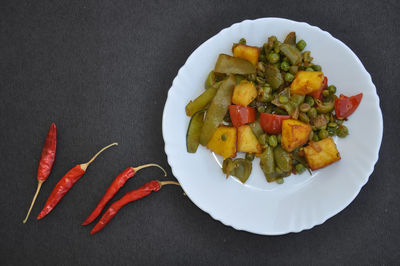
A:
[185,32,362,184]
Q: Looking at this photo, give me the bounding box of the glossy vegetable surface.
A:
[229,105,256,127]
[260,113,290,134]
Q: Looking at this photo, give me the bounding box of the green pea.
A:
[305,67,314,71]
[277,134,282,143]
[276,178,284,184]
[299,112,310,123]
[328,122,337,128]
[327,127,336,136]
[257,106,266,113]
[328,85,337,94]
[299,103,311,113]
[295,163,306,174]
[312,134,319,142]
[305,95,315,106]
[267,53,280,64]
[245,153,255,161]
[318,125,327,130]
[239,38,246,45]
[307,107,317,119]
[279,95,289,103]
[258,86,272,102]
[318,129,329,139]
[258,134,268,145]
[322,90,330,97]
[312,64,322,71]
[268,135,278,147]
[280,61,290,71]
[337,125,349,138]
[284,73,294,82]
[296,40,306,51]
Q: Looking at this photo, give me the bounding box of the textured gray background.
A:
[1,0,399,265]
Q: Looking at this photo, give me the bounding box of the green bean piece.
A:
[280,61,290,71]
[302,51,313,65]
[205,71,216,89]
[299,112,310,123]
[258,85,272,102]
[289,65,298,75]
[284,32,296,46]
[273,40,281,53]
[279,95,289,103]
[268,135,278,147]
[284,72,295,82]
[186,109,206,153]
[239,38,246,45]
[305,95,315,106]
[307,107,317,119]
[277,134,282,143]
[256,76,266,85]
[222,158,252,183]
[296,40,306,51]
[249,120,264,138]
[299,103,311,113]
[318,129,329,139]
[276,178,284,184]
[315,98,335,113]
[199,75,236,146]
[257,62,266,72]
[214,54,256,75]
[267,53,280,64]
[185,81,221,116]
[259,146,276,182]
[309,130,314,140]
[245,153,255,161]
[234,75,246,84]
[312,64,322,71]
[280,44,302,65]
[274,146,292,172]
[337,125,349,138]
[305,67,314,71]
[265,64,284,89]
[258,133,268,145]
[328,85,337,94]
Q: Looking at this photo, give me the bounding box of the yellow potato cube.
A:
[303,137,341,170]
[281,119,312,152]
[233,44,260,66]
[206,126,237,158]
[290,71,324,95]
[232,80,257,106]
[237,125,262,154]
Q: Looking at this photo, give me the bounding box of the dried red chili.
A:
[90,180,180,234]
[23,123,57,224]
[82,164,166,225]
[37,142,118,220]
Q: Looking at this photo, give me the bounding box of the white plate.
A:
[162,18,383,235]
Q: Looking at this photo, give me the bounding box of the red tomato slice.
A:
[309,76,327,99]
[334,93,363,119]
[259,113,290,134]
[229,105,256,127]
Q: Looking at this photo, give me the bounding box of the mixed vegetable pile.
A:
[186,32,362,184]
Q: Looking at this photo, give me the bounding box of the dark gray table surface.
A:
[1,0,399,265]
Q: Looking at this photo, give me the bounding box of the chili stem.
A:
[158,180,180,187]
[81,142,118,170]
[133,163,167,177]
[22,180,44,224]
